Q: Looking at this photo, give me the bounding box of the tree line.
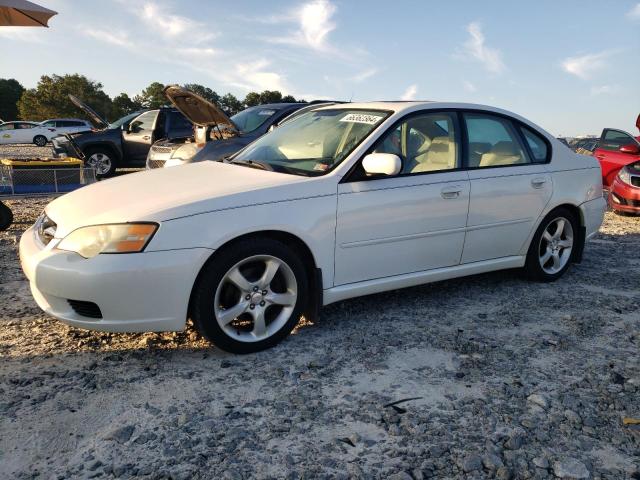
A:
[0,74,304,123]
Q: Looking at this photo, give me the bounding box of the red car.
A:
[609,160,640,214]
[594,116,640,187]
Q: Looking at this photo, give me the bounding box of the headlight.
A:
[171,143,198,161]
[617,167,631,185]
[57,223,158,258]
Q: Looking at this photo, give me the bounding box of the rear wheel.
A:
[84,147,116,177]
[524,207,578,282]
[0,201,13,231]
[192,238,309,354]
[33,135,47,147]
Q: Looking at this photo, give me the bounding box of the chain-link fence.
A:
[0,166,97,197]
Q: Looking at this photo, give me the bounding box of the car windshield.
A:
[108,111,144,129]
[230,109,389,176]
[230,106,279,133]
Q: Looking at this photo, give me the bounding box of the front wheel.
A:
[192,238,309,354]
[84,148,116,177]
[33,135,47,147]
[524,208,579,282]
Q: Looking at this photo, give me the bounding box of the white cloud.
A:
[0,26,45,42]
[463,80,477,92]
[590,84,618,96]
[459,22,505,74]
[561,50,612,79]
[129,1,217,43]
[400,84,418,101]
[266,0,339,53]
[627,3,640,20]
[79,27,130,48]
[350,68,378,83]
[233,59,290,93]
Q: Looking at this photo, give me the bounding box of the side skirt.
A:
[323,256,525,306]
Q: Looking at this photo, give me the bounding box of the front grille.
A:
[147,159,166,169]
[67,300,103,319]
[151,146,173,153]
[36,213,57,246]
[631,175,640,187]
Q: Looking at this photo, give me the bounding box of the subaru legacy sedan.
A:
[20,102,605,353]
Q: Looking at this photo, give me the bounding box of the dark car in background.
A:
[147,85,339,168]
[52,95,192,177]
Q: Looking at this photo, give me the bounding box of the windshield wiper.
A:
[228,159,270,171]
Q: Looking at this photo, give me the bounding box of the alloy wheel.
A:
[214,255,298,343]
[87,153,112,175]
[538,217,573,274]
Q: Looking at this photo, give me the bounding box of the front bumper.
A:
[20,225,212,332]
[608,178,640,214]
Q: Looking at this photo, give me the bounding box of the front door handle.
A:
[142,135,151,140]
[441,185,462,199]
[531,177,547,189]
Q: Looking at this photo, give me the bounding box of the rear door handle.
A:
[142,135,151,140]
[441,185,462,199]
[531,177,547,189]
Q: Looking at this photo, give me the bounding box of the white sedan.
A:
[20,102,605,353]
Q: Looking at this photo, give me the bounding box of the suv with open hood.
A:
[146,86,331,169]
[52,94,192,177]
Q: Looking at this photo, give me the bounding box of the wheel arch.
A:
[82,142,122,162]
[528,202,585,263]
[186,229,322,324]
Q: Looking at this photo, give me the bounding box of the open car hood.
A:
[164,85,238,134]
[68,94,109,129]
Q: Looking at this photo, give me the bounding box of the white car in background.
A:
[20,101,605,354]
[0,119,91,147]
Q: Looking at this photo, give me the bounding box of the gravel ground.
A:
[0,145,639,479]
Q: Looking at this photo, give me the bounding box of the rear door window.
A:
[463,113,530,168]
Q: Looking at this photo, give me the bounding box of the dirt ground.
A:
[0,145,639,479]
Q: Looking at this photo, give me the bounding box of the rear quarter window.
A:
[520,126,549,163]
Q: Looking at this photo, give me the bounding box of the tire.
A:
[192,238,309,354]
[84,147,117,178]
[0,201,13,231]
[33,135,47,147]
[524,207,579,282]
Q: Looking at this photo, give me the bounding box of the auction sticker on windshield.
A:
[340,113,383,125]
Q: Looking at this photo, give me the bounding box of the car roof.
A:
[314,101,550,136]
[41,118,90,122]
[245,103,306,111]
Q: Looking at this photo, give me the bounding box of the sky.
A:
[1,0,639,136]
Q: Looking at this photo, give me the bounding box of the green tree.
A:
[220,93,242,116]
[281,94,297,103]
[111,93,142,119]
[183,83,220,105]
[258,90,283,104]
[17,74,112,123]
[134,82,166,109]
[243,91,260,108]
[0,78,25,120]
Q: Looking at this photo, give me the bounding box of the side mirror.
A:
[362,153,402,176]
[619,143,640,155]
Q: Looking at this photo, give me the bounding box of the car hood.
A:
[68,94,109,129]
[46,161,324,238]
[164,85,238,134]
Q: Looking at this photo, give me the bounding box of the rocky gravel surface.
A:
[0,149,639,479]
